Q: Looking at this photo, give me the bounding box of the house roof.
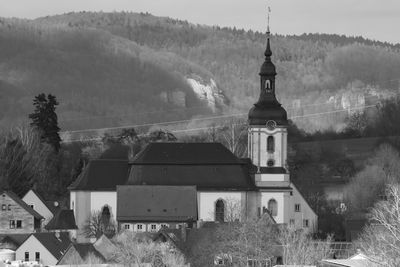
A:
[153,229,186,252]
[23,189,60,215]
[117,185,198,222]
[67,243,106,263]
[1,191,44,220]
[127,143,256,190]
[31,232,71,260]
[45,209,78,230]
[0,234,30,247]
[131,143,243,164]
[68,159,129,191]
[92,234,118,262]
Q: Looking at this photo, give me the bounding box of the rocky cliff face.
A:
[186,75,225,112]
[158,74,227,112]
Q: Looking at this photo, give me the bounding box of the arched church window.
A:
[267,136,275,153]
[101,205,111,225]
[215,199,225,222]
[268,199,278,216]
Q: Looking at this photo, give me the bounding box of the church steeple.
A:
[248,12,288,126]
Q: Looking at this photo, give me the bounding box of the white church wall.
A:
[198,192,243,222]
[260,192,287,223]
[70,191,91,242]
[90,191,117,221]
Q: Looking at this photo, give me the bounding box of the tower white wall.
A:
[248,126,288,170]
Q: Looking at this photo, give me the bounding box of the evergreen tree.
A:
[29,94,61,152]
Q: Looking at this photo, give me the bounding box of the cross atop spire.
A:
[267,6,271,34]
[264,6,272,58]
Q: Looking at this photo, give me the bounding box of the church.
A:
[69,28,317,240]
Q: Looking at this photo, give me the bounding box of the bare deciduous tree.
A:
[218,119,247,157]
[358,184,400,267]
[279,226,332,266]
[82,210,117,239]
[112,231,187,267]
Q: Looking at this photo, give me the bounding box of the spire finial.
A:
[264,6,272,57]
[267,6,271,34]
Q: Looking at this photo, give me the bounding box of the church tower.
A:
[248,29,289,185]
[248,22,292,224]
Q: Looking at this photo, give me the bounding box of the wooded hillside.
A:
[1,12,400,132]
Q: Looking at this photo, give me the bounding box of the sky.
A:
[1,0,399,44]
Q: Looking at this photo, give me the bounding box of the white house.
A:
[22,189,55,227]
[15,232,70,266]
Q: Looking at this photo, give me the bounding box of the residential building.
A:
[22,189,55,227]
[0,191,43,234]
[117,185,197,232]
[15,232,70,266]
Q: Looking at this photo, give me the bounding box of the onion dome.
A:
[248,31,288,126]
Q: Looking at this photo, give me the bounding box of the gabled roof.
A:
[45,209,78,230]
[154,229,185,252]
[0,234,30,247]
[31,232,71,260]
[22,189,59,215]
[131,143,242,164]
[127,143,256,190]
[0,191,43,220]
[63,243,106,263]
[68,159,129,191]
[92,234,118,262]
[117,185,198,222]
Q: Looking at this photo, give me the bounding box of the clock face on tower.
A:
[266,120,277,130]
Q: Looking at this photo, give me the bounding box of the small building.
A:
[58,234,116,265]
[321,251,384,267]
[22,189,56,227]
[0,191,43,234]
[0,234,30,250]
[57,243,105,265]
[117,185,198,232]
[45,209,78,240]
[15,232,71,266]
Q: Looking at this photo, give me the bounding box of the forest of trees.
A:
[1,11,400,133]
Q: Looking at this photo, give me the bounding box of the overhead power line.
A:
[63,102,378,143]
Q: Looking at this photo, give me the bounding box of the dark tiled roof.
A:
[117,185,197,222]
[71,243,105,262]
[23,189,60,215]
[127,164,256,190]
[0,234,30,247]
[128,143,255,189]
[92,235,118,262]
[45,209,78,230]
[154,229,185,252]
[32,232,71,260]
[1,191,44,220]
[68,159,129,191]
[132,143,242,164]
[44,201,62,214]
